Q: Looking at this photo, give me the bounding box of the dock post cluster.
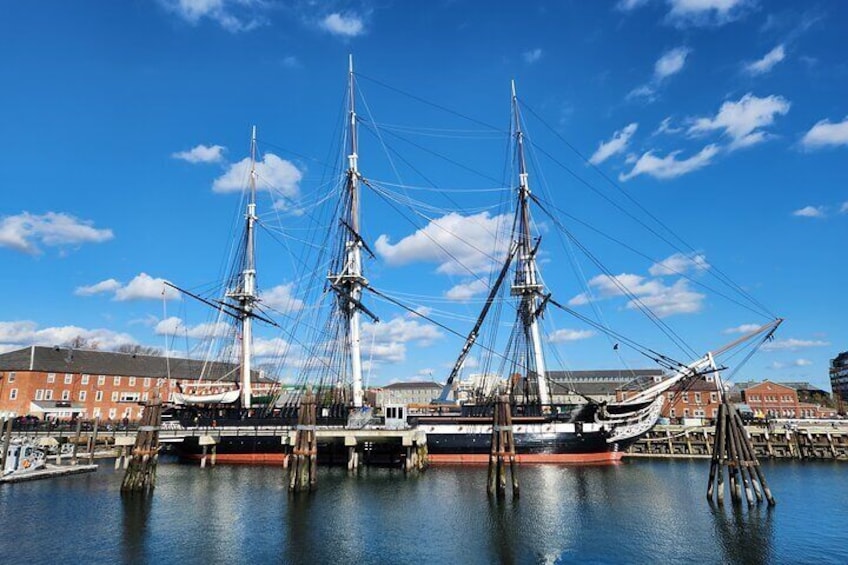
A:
[488,395,519,498]
[707,399,775,506]
[288,389,318,492]
[120,390,162,493]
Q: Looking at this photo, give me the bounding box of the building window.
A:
[694,392,702,404]
[157,379,164,387]
[47,373,56,383]
[710,392,717,403]
[64,373,73,384]
[98,375,106,386]
[81,374,90,385]
[79,391,87,402]
[684,409,690,418]
[45,390,54,400]
[111,391,119,402]
[129,377,136,387]
[108,408,117,419]
[93,407,101,418]
[35,389,44,400]
[712,408,718,417]
[7,372,15,383]
[123,407,132,418]
[61,390,70,401]
[682,393,689,403]
[9,388,17,400]
[119,392,140,402]
[114,376,121,386]
[144,378,151,388]
[142,392,149,401]
[95,391,103,402]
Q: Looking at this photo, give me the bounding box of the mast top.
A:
[349,53,354,74]
[511,79,517,99]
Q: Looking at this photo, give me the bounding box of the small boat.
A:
[3,440,48,477]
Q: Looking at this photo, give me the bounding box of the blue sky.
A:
[1,0,845,390]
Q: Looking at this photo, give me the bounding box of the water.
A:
[0,459,845,564]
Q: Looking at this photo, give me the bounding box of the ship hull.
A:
[173,420,633,466]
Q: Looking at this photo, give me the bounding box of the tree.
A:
[114,344,162,356]
[63,335,99,350]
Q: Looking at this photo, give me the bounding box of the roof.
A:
[382,381,443,391]
[781,381,828,394]
[0,346,272,383]
[547,369,664,383]
[548,380,622,396]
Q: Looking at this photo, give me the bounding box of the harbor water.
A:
[0,458,845,564]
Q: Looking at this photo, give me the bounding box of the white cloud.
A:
[319,12,365,37]
[792,205,826,218]
[75,279,122,296]
[212,153,303,200]
[616,0,651,11]
[549,329,596,343]
[723,323,761,334]
[0,320,136,351]
[688,93,790,150]
[655,117,683,135]
[360,315,443,364]
[589,123,639,165]
[801,116,848,150]
[375,212,510,276]
[0,212,113,254]
[793,358,813,367]
[523,48,543,64]
[159,0,267,32]
[648,253,709,276]
[569,273,706,317]
[115,273,180,301]
[629,47,691,101]
[260,283,304,314]
[762,338,830,352]
[745,45,786,75]
[666,0,751,27]
[654,47,691,80]
[172,144,226,163]
[445,279,488,301]
[154,316,229,339]
[620,144,719,181]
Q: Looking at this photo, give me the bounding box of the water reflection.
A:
[709,502,774,565]
[487,496,518,565]
[120,492,152,564]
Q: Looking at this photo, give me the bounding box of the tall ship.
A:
[169,58,781,464]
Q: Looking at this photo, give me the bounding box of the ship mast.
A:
[510,81,550,406]
[227,125,259,409]
[329,55,367,408]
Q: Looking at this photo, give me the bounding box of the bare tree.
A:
[114,344,162,356]
[64,335,99,350]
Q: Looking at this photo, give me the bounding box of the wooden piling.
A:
[1,418,13,469]
[71,418,82,465]
[289,389,318,492]
[88,419,98,465]
[120,390,162,494]
[487,396,518,498]
[707,398,775,507]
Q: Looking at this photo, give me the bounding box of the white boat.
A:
[3,440,47,477]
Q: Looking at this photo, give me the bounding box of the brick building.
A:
[616,374,721,422]
[0,346,273,422]
[742,380,799,419]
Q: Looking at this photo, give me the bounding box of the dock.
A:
[1,464,98,484]
[626,424,848,460]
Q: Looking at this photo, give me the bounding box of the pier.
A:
[627,424,848,460]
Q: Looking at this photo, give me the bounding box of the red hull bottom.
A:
[428,452,624,465]
[182,453,287,465]
[181,451,624,465]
